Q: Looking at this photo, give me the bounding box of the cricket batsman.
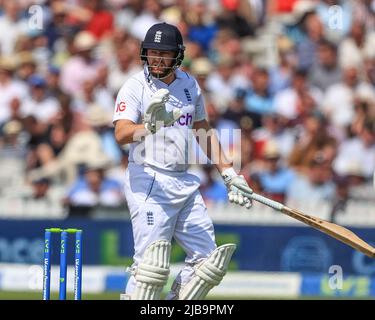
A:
[113,22,253,300]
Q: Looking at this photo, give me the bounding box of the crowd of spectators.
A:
[0,0,374,220]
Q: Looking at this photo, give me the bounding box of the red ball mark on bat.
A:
[116,102,126,112]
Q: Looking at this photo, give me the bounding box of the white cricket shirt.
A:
[113,67,206,172]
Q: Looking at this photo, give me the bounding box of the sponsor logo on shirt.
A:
[116,102,126,112]
[177,112,193,126]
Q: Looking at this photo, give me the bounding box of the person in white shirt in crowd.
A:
[60,31,102,97]
[322,65,375,139]
[287,152,336,205]
[65,157,124,215]
[272,68,322,121]
[206,54,249,111]
[0,56,28,126]
[333,119,375,180]
[108,44,142,93]
[0,1,28,55]
[338,20,375,70]
[20,75,60,124]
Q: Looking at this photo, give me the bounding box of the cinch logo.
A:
[116,102,126,112]
[177,113,193,126]
[154,31,162,43]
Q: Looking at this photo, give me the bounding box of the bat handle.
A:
[246,192,285,212]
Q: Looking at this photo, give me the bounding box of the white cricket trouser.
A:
[124,163,216,295]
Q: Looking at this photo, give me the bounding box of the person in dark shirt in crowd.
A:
[222,88,262,129]
[309,39,342,92]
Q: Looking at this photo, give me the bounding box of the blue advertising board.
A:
[0,219,374,276]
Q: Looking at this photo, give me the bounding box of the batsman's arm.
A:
[114,119,148,145]
[193,119,232,173]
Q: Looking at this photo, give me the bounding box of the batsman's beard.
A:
[146,55,177,80]
[149,64,174,79]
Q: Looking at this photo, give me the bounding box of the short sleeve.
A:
[194,80,207,122]
[113,77,143,124]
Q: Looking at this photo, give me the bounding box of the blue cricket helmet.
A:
[140,22,185,69]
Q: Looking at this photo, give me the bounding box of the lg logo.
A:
[116,102,126,112]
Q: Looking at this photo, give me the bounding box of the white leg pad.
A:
[131,240,171,300]
[178,244,236,300]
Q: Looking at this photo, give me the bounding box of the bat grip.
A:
[247,192,285,212]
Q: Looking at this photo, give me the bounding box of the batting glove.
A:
[144,88,183,134]
[222,168,253,209]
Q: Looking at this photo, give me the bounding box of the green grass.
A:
[0,291,121,300]
[0,291,371,300]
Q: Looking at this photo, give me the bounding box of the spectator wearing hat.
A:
[281,0,318,44]
[288,7,325,70]
[30,177,52,200]
[288,110,337,174]
[206,54,248,111]
[251,140,296,203]
[44,0,69,52]
[28,29,52,73]
[0,119,26,159]
[287,152,336,204]
[252,112,296,160]
[272,68,322,120]
[15,51,37,82]
[65,156,124,216]
[73,75,114,118]
[269,36,295,95]
[338,20,375,70]
[189,57,213,95]
[60,31,102,96]
[222,88,262,130]
[0,56,28,126]
[20,74,60,124]
[0,1,28,55]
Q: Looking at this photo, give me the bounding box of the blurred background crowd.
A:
[0,0,374,220]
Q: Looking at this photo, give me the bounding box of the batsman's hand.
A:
[222,168,253,209]
[144,88,183,134]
